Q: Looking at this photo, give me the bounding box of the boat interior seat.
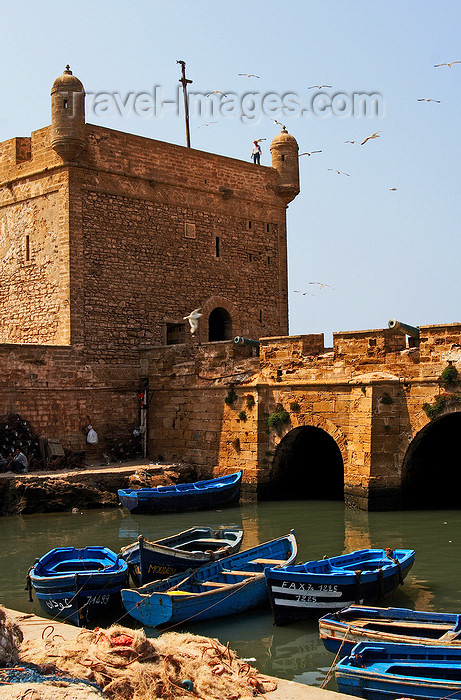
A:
[250,558,283,565]
[200,581,225,588]
[221,569,259,577]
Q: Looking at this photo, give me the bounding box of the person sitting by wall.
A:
[0,447,29,474]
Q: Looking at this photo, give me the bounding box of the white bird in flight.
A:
[238,73,260,78]
[434,61,460,68]
[389,187,397,191]
[417,98,441,103]
[183,308,202,334]
[361,131,381,145]
[328,168,350,176]
[307,85,332,90]
[299,150,322,157]
[309,281,335,290]
[294,290,315,296]
[345,140,356,144]
[206,90,227,98]
[273,119,286,129]
[197,121,217,128]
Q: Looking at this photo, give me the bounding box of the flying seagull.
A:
[389,187,397,191]
[361,131,381,145]
[328,168,350,176]
[309,281,335,290]
[273,119,286,129]
[294,290,315,296]
[345,140,356,144]
[434,61,460,68]
[183,308,202,334]
[197,121,217,128]
[299,150,322,157]
[417,98,441,103]
[206,90,228,98]
[238,73,260,78]
[307,85,332,90]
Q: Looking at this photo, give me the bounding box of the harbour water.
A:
[1,500,460,689]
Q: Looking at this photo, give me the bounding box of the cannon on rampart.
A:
[234,336,260,348]
[388,319,420,339]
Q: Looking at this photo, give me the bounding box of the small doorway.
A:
[208,307,232,341]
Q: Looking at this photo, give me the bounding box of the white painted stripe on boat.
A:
[270,585,343,598]
[273,597,356,609]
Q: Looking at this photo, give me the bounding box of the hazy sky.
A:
[1,1,459,344]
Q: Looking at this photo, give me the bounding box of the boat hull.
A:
[120,527,244,585]
[117,471,242,514]
[265,548,415,625]
[122,531,297,628]
[319,605,461,656]
[335,641,461,700]
[29,546,128,627]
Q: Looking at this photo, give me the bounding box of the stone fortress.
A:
[1,67,460,510]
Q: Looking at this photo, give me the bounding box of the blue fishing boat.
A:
[117,470,242,514]
[121,531,297,628]
[320,604,461,656]
[335,641,461,700]
[119,525,244,585]
[28,546,128,627]
[265,548,415,625]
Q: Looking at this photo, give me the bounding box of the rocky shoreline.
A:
[0,461,198,516]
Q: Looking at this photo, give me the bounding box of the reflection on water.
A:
[3,500,461,686]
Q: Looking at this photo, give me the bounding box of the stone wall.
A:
[1,123,291,357]
[0,343,141,454]
[0,131,70,345]
[144,324,461,509]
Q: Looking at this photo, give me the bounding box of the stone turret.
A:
[51,65,85,161]
[270,127,300,202]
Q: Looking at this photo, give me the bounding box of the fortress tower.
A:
[0,67,300,355]
[51,65,86,161]
[270,127,300,202]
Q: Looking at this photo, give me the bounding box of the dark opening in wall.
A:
[25,235,30,262]
[215,236,220,258]
[208,307,232,341]
[166,323,186,345]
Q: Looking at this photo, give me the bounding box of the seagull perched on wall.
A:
[183,308,202,334]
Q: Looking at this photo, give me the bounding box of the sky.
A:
[1,1,459,345]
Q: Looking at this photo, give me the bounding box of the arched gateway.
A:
[259,425,344,500]
[401,411,461,509]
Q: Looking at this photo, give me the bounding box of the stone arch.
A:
[401,409,461,509]
[200,296,239,343]
[260,416,347,500]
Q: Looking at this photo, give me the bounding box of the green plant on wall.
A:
[245,394,255,410]
[440,362,459,387]
[267,404,290,430]
[224,387,238,405]
[423,396,447,420]
[238,410,247,422]
[290,402,300,412]
[380,393,394,405]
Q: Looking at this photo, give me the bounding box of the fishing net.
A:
[0,605,23,666]
[21,624,277,700]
